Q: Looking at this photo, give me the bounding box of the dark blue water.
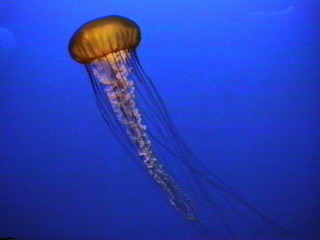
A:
[1,1,319,240]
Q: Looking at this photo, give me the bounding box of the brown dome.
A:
[69,15,141,64]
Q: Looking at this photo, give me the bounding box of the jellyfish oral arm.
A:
[88,50,195,220]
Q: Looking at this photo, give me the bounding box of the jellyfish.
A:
[68,15,288,238]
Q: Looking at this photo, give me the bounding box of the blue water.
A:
[1,1,319,240]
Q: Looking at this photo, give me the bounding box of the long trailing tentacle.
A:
[86,49,289,238]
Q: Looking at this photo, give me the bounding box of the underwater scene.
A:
[0,1,319,240]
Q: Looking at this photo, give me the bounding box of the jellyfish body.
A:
[69,16,194,220]
[69,16,288,238]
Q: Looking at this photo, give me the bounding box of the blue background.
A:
[0,1,319,239]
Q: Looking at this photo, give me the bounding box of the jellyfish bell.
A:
[69,16,141,64]
[68,15,289,238]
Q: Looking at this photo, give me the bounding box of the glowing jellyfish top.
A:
[69,16,141,64]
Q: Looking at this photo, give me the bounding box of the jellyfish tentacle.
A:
[88,50,195,220]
